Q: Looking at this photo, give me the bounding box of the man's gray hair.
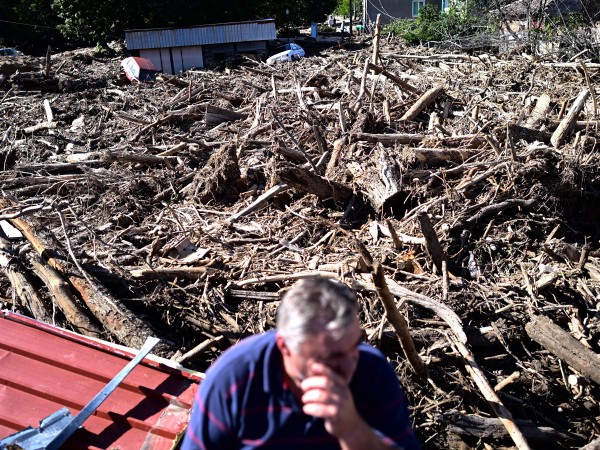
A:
[276,277,358,352]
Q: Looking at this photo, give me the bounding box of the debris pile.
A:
[1,37,599,449]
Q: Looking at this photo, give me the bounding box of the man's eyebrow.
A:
[326,336,362,359]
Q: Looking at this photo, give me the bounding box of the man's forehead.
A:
[309,322,362,347]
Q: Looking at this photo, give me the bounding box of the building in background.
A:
[125,19,277,74]
[362,0,445,27]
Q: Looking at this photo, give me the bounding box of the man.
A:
[181,276,421,450]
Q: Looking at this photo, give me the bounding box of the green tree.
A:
[4,0,339,49]
[0,0,62,51]
[335,0,350,16]
[384,0,488,45]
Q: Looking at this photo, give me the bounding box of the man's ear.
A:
[276,333,290,356]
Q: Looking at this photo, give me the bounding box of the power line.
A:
[0,18,61,31]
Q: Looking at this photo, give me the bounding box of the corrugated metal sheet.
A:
[0,310,202,450]
[125,19,277,50]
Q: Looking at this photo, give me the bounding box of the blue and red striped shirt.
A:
[181,331,421,450]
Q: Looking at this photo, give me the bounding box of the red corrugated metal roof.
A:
[0,310,202,449]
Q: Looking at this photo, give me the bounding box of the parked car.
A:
[120,56,159,83]
[266,43,305,64]
[0,48,20,57]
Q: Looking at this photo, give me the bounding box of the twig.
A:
[580,62,596,119]
[271,111,316,172]
[224,183,289,226]
[174,335,224,364]
[234,270,338,287]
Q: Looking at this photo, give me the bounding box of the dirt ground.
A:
[1,34,599,449]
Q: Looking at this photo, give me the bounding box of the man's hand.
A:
[300,361,359,439]
[301,362,401,450]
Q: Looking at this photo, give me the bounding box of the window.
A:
[412,0,426,17]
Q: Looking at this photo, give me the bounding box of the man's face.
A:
[278,317,362,387]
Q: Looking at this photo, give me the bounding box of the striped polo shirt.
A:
[181,330,421,450]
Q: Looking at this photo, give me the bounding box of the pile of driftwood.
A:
[1,30,599,449]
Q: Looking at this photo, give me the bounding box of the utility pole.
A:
[349,14,353,36]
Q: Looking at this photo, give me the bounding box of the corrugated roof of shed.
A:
[125,18,277,50]
[0,310,201,450]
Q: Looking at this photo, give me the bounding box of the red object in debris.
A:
[0,310,201,450]
[121,56,159,83]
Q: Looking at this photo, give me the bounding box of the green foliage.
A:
[2,0,337,49]
[0,0,62,52]
[334,0,351,17]
[333,0,362,21]
[383,0,490,45]
[543,12,586,35]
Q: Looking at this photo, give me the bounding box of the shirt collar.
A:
[262,330,284,393]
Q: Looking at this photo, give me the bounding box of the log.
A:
[367,62,420,93]
[401,84,444,121]
[224,183,289,226]
[418,211,447,275]
[357,274,467,344]
[353,132,426,145]
[525,314,600,385]
[1,207,164,351]
[2,174,90,189]
[347,144,403,211]
[205,104,247,126]
[43,99,54,123]
[371,14,382,66]
[130,266,212,280]
[525,94,552,129]
[443,410,583,444]
[103,151,178,166]
[450,198,537,232]
[278,164,354,204]
[0,238,53,324]
[23,121,57,134]
[363,273,531,449]
[133,106,206,141]
[352,132,487,148]
[551,89,589,147]
[325,136,347,179]
[226,289,281,302]
[371,261,428,379]
[408,147,481,164]
[452,338,532,450]
[29,255,104,338]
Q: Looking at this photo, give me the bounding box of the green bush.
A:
[383,0,491,45]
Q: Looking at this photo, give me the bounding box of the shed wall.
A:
[125,20,276,50]
[126,20,273,73]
